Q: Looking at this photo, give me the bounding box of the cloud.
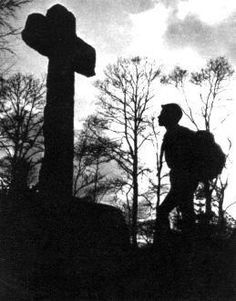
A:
[158,0,187,10]
[61,0,158,54]
[121,0,157,13]
[164,11,236,63]
[176,0,236,25]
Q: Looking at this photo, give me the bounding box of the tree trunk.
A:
[218,191,225,231]
[204,180,212,225]
[131,156,138,248]
[93,159,99,202]
[131,122,139,248]
[153,144,163,246]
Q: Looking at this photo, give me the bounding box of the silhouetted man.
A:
[156,103,198,239]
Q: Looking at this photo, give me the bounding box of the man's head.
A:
[158,103,182,128]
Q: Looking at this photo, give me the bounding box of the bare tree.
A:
[73,114,125,203]
[0,73,45,195]
[95,56,160,247]
[0,0,32,53]
[161,56,234,226]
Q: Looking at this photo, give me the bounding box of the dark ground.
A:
[0,201,235,300]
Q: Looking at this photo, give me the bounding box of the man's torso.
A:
[163,125,196,172]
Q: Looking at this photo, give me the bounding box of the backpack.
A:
[192,130,226,181]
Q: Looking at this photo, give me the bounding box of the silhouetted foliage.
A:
[73,114,125,202]
[0,73,45,195]
[137,219,155,245]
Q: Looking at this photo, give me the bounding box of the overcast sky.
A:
[10,0,236,119]
[14,0,236,70]
[7,0,236,216]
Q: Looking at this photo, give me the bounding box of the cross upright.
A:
[22,4,96,205]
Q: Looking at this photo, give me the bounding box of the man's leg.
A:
[156,170,181,229]
[154,172,197,242]
[179,179,198,233]
[154,186,180,247]
[156,189,179,230]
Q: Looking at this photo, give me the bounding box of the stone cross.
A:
[22,4,96,205]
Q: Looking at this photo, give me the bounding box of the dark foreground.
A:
[0,201,235,300]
